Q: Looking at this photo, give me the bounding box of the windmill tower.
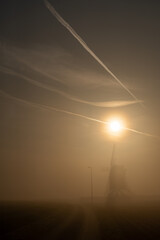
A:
[107,144,130,205]
[107,165,130,204]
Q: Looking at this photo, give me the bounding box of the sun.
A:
[106,118,125,136]
[109,120,123,132]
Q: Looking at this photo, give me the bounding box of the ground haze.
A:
[1,200,160,240]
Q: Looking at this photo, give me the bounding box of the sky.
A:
[1,0,160,201]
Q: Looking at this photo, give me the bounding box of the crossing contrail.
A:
[125,127,160,139]
[44,0,143,106]
[0,89,158,140]
[0,65,142,108]
[0,89,105,124]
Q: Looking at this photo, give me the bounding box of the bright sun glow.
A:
[107,118,124,136]
[109,120,122,132]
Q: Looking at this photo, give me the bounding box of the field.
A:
[1,201,160,239]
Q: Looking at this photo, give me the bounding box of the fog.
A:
[1,0,160,204]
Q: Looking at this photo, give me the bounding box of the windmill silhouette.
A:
[107,144,130,205]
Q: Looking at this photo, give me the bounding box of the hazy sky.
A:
[1,0,160,201]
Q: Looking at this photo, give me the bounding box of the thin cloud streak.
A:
[0,89,159,140]
[77,99,142,107]
[0,65,142,108]
[1,47,65,85]
[1,45,121,88]
[0,89,105,124]
[44,0,143,106]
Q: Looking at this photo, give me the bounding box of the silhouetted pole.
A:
[88,167,93,205]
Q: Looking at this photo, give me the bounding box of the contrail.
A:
[0,65,142,108]
[0,89,159,140]
[125,127,160,139]
[44,0,143,106]
[0,89,105,124]
[0,90,40,109]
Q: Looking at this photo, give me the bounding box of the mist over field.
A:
[1,0,160,239]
